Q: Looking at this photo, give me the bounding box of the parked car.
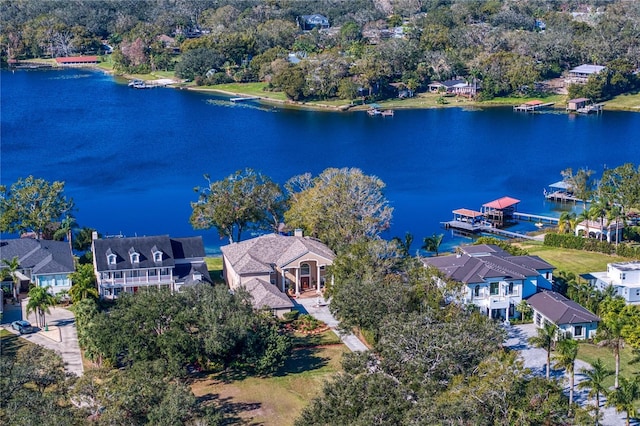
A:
[11,320,35,334]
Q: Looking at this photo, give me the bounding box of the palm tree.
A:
[26,285,57,328]
[558,211,577,234]
[577,208,594,238]
[553,338,579,408]
[589,202,608,242]
[1,256,21,300]
[606,204,623,245]
[577,358,612,426]
[597,298,627,389]
[53,214,78,254]
[68,264,99,303]
[422,233,444,256]
[606,377,640,426]
[391,232,413,257]
[528,322,557,379]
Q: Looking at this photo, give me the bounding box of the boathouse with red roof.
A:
[482,196,520,228]
[55,56,99,66]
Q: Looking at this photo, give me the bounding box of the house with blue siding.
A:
[422,244,554,320]
[0,238,75,295]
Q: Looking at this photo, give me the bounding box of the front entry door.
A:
[301,276,310,290]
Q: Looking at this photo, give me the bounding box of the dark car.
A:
[11,320,35,334]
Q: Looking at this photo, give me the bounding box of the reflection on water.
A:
[205,99,277,112]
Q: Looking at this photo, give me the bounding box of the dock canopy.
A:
[548,181,570,190]
[483,197,520,210]
[452,208,484,218]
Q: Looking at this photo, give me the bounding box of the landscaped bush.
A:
[544,232,640,258]
[281,310,300,323]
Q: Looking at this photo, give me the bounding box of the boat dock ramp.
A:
[513,100,555,112]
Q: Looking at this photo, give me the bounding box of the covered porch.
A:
[279,259,331,297]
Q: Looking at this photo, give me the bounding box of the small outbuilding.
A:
[527,291,599,340]
[567,97,590,111]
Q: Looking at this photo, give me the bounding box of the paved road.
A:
[1,298,84,376]
[293,295,368,352]
[505,324,633,426]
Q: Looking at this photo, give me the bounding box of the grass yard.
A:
[191,333,346,426]
[0,328,34,358]
[605,91,640,110]
[515,241,627,276]
[577,343,640,387]
[205,256,224,284]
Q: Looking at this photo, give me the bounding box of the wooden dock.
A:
[442,221,538,240]
[544,190,584,203]
[230,96,260,102]
[576,103,604,114]
[513,212,559,225]
[513,102,555,112]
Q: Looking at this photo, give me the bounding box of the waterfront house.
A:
[0,238,75,295]
[481,196,520,228]
[581,261,640,305]
[575,218,624,243]
[422,244,554,320]
[55,56,99,67]
[527,291,599,340]
[221,231,335,317]
[298,14,330,31]
[91,233,211,299]
[427,79,479,97]
[565,64,605,85]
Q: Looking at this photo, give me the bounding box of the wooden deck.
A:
[544,190,584,203]
[513,102,554,112]
[513,212,559,225]
[442,220,538,240]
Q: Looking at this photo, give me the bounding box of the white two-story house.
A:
[91,233,211,299]
[422,244,554,320]
[582,261,640,305]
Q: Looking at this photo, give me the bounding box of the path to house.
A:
[293,296,368,352]
[505,324,632,426]
[1,298,84,376]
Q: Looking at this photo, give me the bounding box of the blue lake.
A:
[2,69,639,254]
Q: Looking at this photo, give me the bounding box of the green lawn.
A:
[515,242,627,276]
[577,343,640,387]
[0,328,34,358]
[605,92,640,110]
[191,340,346,426]
[205,256,224,284]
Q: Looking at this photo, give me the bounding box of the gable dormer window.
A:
[129,247,140,264]
[107,254,117,265]
[151,245,163,263]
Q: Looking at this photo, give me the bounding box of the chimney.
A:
[294,228,303,237]
[92,231,98,240]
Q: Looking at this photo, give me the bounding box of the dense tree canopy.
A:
[285,167,393,253]
[0,175,74,239]
[190,168,287,243]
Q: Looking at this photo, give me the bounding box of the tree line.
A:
[2,0,639,101]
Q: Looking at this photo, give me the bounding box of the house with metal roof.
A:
[422,244,554,320]
[91,233,211,299]
[0,238,75,295]
[581,261,640,305]
[481,196,520,228]
[221,231,335,317]
[566,64,606,85]
[527,291,599,340]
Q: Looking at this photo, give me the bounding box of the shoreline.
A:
[10,64,639,113]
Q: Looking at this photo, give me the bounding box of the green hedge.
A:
[543,232,640,257]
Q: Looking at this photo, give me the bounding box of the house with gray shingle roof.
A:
[91,233,211,299]
[527,291,599,340]
[221,232,335,317]
[422,244,554,320]
[0,238,75,295]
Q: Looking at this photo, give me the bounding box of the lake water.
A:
[2,68,639,255]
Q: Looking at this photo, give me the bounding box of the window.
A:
[508,282,514,294]
[621,273,626,280]
[154,252,162,262]
[107,254,117,265]
[130,253,139,264]
[300,263,310,276]
[574,325,583,337]
[474,286,480,297]
[490,282,499,295]
[149,269,157,276]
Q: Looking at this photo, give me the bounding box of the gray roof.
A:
[174,262,212,285]
[527,291,600,325]
[570,64,605,74]
[0,238,75,276]
[93,235,205,272]
[241,277,294,310]
[221,234,335,276]
[422,244,554,285]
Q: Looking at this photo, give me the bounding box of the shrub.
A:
[281,310,300,323]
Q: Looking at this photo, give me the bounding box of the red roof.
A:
[55,56,98,63]
[453,208,484,218]
[524,100,543,106]
[483,196,520,209]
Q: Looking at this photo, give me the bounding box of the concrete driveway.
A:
[506,324,634,426]
[2,297,84,376]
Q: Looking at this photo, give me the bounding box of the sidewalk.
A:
[2,298,84,376]
[293,296,368,352]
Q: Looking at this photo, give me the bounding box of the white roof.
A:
[570,64,605,74]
